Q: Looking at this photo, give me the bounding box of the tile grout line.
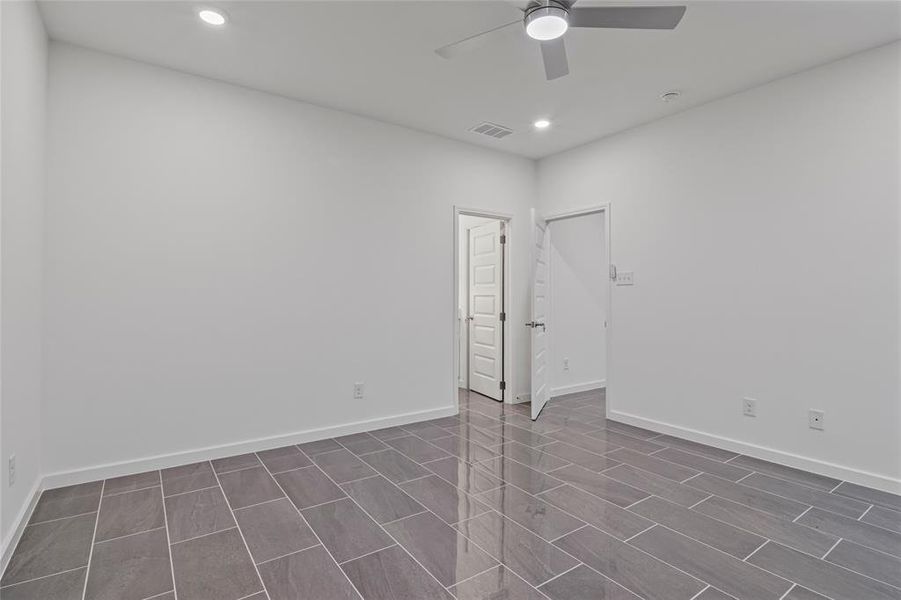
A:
[688,585,711,600]
[337,543,398,565]
[742,538,770,562]
[259,453,368,600]
[442,562,501,590]
[210,462,268,600]
[857,504,874,521]
[820,537,843,559]
[778,584,797,600]
[25,509,99,528]
[253,541,323,567]
[80,479,106,600]
[734,471,756,484]
[157,469,179,600]
[231,496,284,513]
[163,484,221,499]
[792,505,814,523]
[0,565,88,591]
[142,588,177,600]
[95,525,167,546]
[533,562,582,589]
[157,470,178,600]
[622,523,657,543]
[169,525,239,547]
[156,469,178,600]
[102,484,162,499]
[549,523,588,544]
[687,494,713,510]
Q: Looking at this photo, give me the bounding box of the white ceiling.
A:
[39,0,900,158]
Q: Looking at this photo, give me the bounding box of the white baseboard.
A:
[609,410,901,494]
[2,478,42,575]
[41,405,457,491]
[550,380,606,397]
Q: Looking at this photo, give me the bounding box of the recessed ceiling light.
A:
[198,9,227,26]
[661,90,681,102]
[525,4,569,41]
[533,119,551,130]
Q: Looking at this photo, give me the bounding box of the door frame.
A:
[543,203,611,417]
[453,206,513,412]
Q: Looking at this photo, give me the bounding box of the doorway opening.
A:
[455,210,511,405]
[530,205,610,419]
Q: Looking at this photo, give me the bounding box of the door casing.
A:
[453,207,513,412]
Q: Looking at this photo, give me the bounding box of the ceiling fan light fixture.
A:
[197,8,227,26]
[525,5,569,41]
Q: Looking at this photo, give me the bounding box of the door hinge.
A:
[500,381,506,390]
[500,234,506,244]
[500,312,506,322]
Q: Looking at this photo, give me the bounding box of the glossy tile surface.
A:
[95,486,165,542]
[258,545,359,600]
[28,482,102,525]
[170,528,262,600]
[399,474,491,524]
[217,466,285,509]
[164,485,236,543]
[84,528,172,600]
[275,465,346,508]
[449,565,549,600]
[476,484,584,541]
[6,388,900,599]
[233,497,318,563]
[256,445,312,473]
[555,524,704,600]
[455,511,578,586]
[311,448,377,483]
[342,475,425,524]
[538,564,638,600]
[302,498,394,562]
[341,545,453,600]
[385,511,498,586]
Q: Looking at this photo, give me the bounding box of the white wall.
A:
[43,43,535,477]
[548,213,607,396]
[538,42,901,490]
[0,0,47,552]
[457,215,496,388]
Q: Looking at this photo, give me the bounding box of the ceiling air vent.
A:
[469,122,514,140]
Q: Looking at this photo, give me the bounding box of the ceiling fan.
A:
[435,1,687,80]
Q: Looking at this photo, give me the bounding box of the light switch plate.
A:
[615,271,634,286]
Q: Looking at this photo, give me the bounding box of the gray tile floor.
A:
[3,388,900,599]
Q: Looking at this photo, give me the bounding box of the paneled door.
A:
[530,210,550,419]
[468,220,504,401]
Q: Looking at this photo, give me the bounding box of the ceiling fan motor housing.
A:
[524,1,570,41]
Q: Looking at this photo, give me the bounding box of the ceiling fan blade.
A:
[435,19,522,59]
[569,5,686,29]
[540,38,569,80]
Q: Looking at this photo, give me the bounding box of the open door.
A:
[468,220,504,401]
[530,210,550,420]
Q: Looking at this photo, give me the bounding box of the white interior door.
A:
[468,220,504,401]
[530,210,550,419]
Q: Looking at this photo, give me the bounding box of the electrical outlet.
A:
[353,382,364,400]
[563,358,570,371]
[742,397,757,417]
[8,455,15,487]
[809,409,825,431]
[615,271,635,286]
